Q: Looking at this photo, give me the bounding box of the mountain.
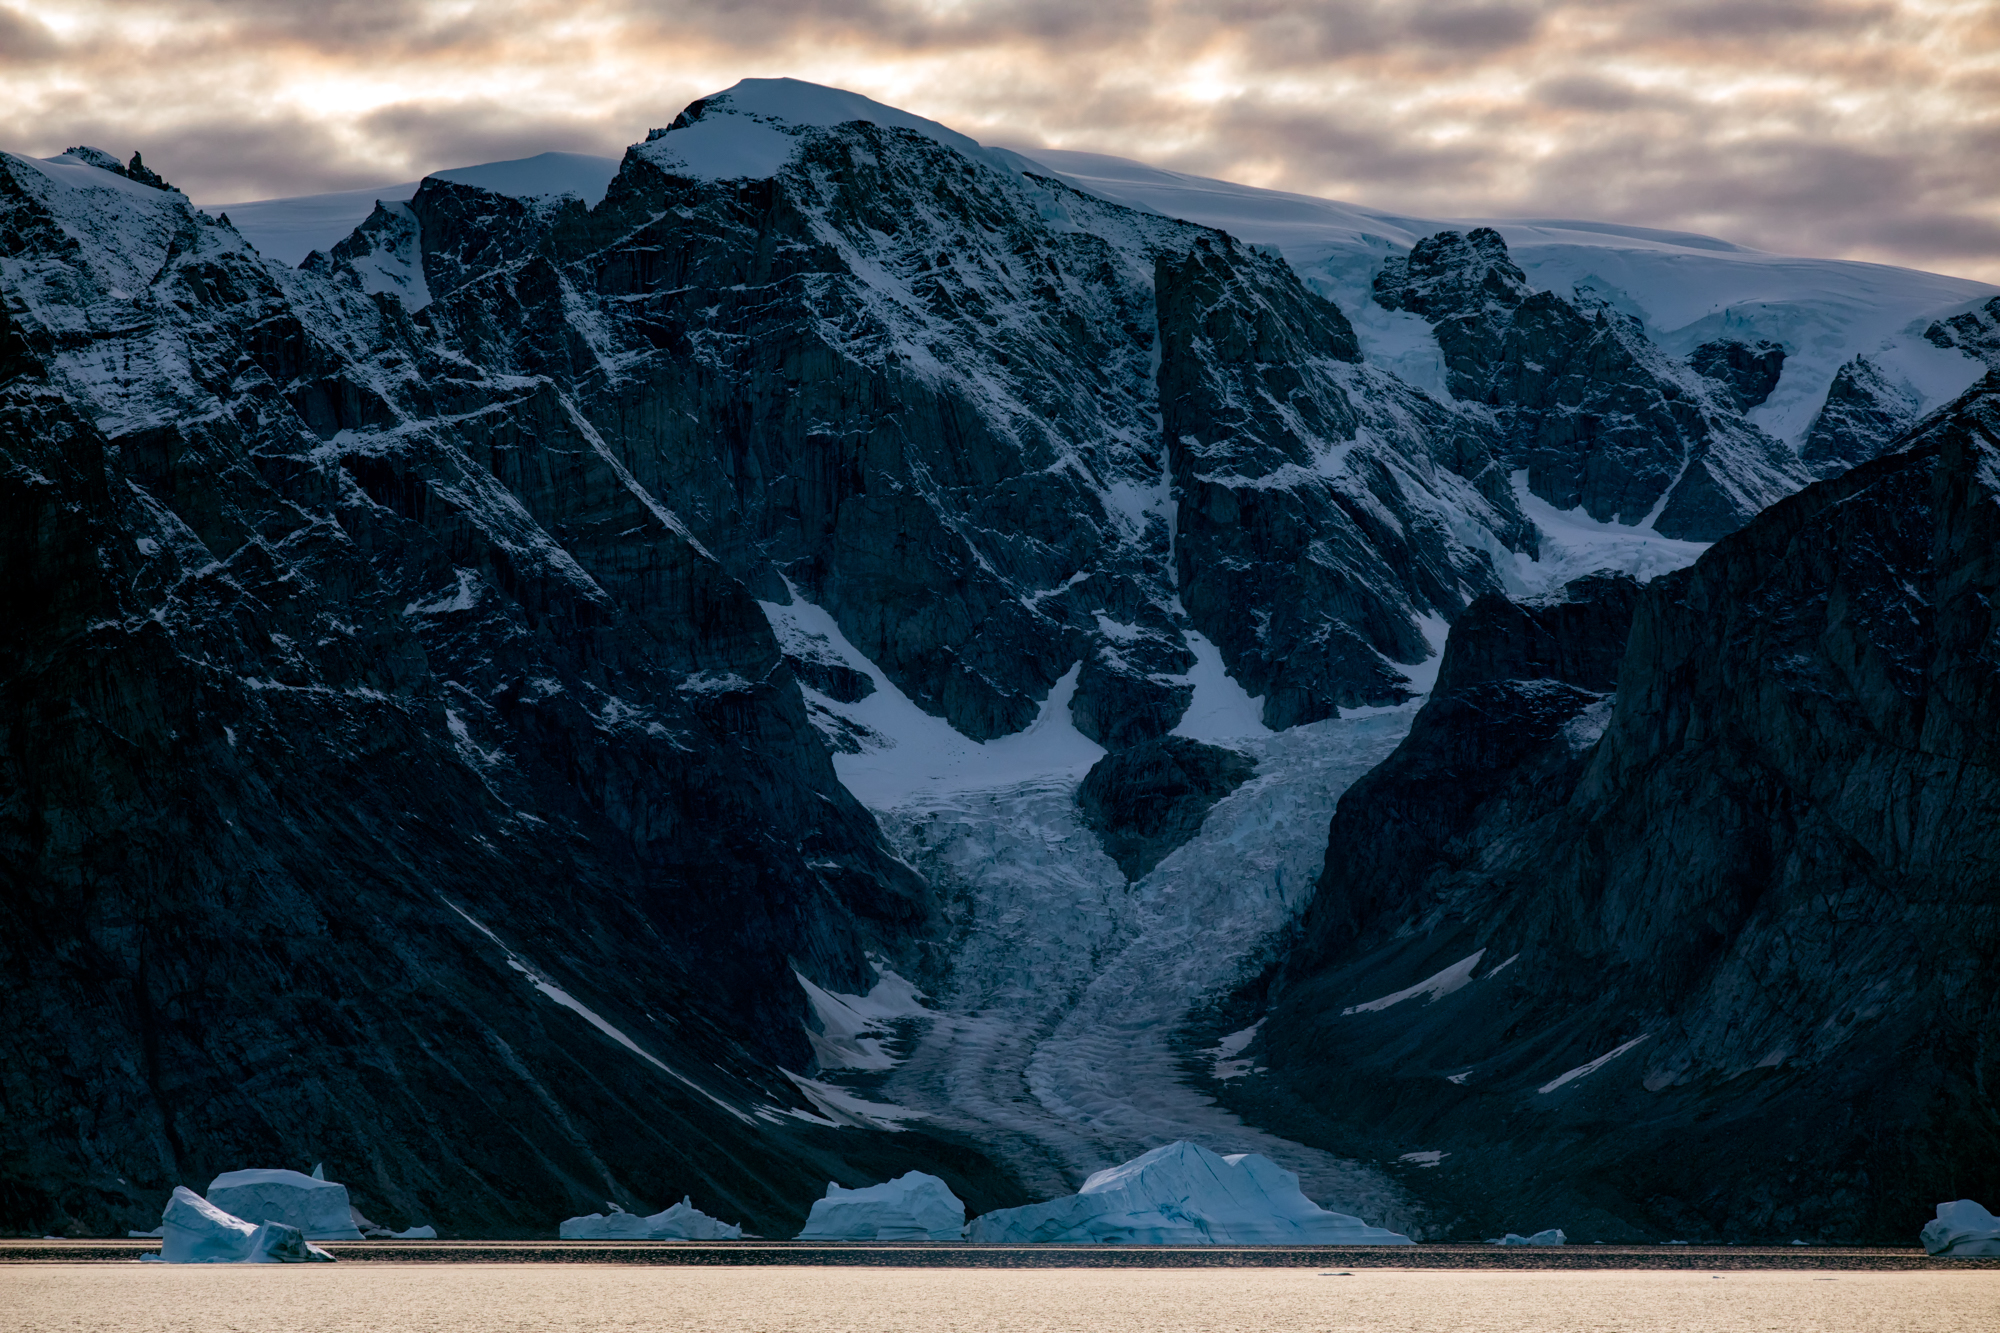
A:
[1218,377,2000,1242]
[4,78,1995,1240]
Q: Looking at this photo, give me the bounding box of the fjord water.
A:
[7,1266,1995,1333]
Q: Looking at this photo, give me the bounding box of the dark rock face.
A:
[1161,238,1531,726]
[1800,355,1918,476]
[1298,571,1639,957]
[1234,378,2000,1242]
[1077,737,1257,881]
[1374,228,1806,541]
[1687,338,1785,411]
[1924,295,2000,369]
[0,143,1023,1239]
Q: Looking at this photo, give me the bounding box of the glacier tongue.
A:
[848,706,1417,1226]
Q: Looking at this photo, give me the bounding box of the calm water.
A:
[4,1265,1995,1332]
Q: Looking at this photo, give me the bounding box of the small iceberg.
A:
[796,1172,965,1241]
[965,1141,1413,1244]
[559,1197,743,1240]
[1921,1200,2000,1257]
[152,1186,333,1263]
[1490,1229,1567,1245]
[206,1167,363,1240]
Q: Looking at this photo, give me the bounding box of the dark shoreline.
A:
[5,1240,1990,1270]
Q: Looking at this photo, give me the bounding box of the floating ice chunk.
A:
[795,1172,965,1241]
[1490,1229,1567,1245]
[965,1141,1413,1245]
[206,1167,364,1240]
[1920,1200,2000,1257]
[559,1202,652,1239]
[560,1198,742,1240]
[390,1225,438,1239]
[156,1186,333,1263]
[644,1197,743,1241]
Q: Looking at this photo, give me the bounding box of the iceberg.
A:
[559,1198,742,1240]
[205,1167,365,1240]
[156,1186,334,1263]
[796,1172,966,1241]
[1491,1229,1567,1245]
[964,1142,1413,1244]
[1920,1200,2000,1257]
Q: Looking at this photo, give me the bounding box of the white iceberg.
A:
[1920,1200,2000,1257]
[389,1225,438,1239]
[559,1198,743,1240]
[796,1172,965,1241]
[1491,1229,1567,1245]
[206,1167,364,1240]
[154,1186,333,1263]
[964,1141,1413,1244]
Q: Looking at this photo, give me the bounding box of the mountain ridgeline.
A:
[2,81,1992,1240]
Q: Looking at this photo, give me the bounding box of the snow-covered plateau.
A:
[4,76,1997,1245]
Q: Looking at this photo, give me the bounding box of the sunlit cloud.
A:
[1,0,1994,281]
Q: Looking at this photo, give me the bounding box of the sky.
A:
[3,1,1996,282]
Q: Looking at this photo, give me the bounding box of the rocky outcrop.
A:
[1298,571,1638,956]
[1374,228,1807,540]
[60,146,177,193]
[1077,737,1257,881]
[1687,338,1785,411]
[1161,238,1530,725]
[1231,377,2000,1242]
[1800,355,1919,476]
[1924,295,2000,369]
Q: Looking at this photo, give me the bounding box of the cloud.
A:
[0,0,1992,282]
[0,5,59,62]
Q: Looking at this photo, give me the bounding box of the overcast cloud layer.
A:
[3,1,1995,281]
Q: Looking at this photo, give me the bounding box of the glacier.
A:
[966,1141,1413,1244]
[795,1172,966,1241]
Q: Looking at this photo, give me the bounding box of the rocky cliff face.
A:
[1373,228,1808,541]
[0,145,1008,1238]
[1226,378,2000,1241]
